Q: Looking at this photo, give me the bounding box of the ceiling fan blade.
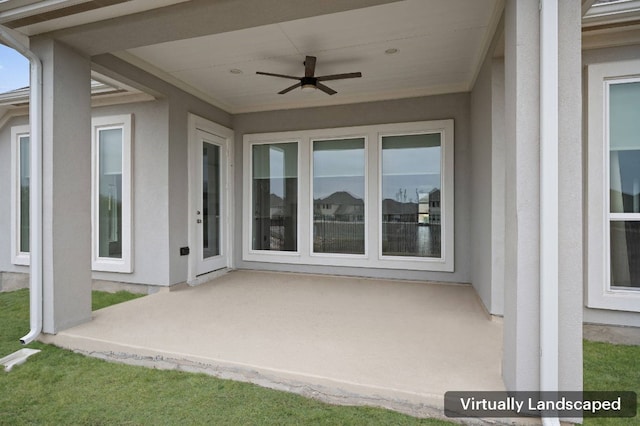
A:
[316,82,337,95]
[317,72,362,82]
[304,56,317,77]
[278,82,302,94]
[256,71,301,81]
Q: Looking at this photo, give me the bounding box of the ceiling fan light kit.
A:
[301,77,317,92]
[257,55,362,95]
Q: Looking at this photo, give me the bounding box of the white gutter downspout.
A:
[539,1,560,426]
[0,26,43,344]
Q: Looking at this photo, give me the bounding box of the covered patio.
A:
[41,271,503,417]
[0,1,588,422]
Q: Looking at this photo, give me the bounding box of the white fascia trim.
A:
[0,88,29,105]
[0,0,84,23]
[583,0,640,26]
[0,0,88,23]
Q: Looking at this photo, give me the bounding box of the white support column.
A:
[557,0,583,404]
[503,0,542,391]
[503,2,583,415]
[31,38,92,333]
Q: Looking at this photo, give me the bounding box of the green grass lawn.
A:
[1,289,638,425]
[0,289,451,425]
[583,340,640,425]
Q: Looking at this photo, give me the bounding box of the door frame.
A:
[187,113,234,284]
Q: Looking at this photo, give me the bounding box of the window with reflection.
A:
[91,114,132,272]
[313,138,365,254]
[98,128,123,259]
[381,133,441,258]
[609,80,640,289]
[203,143,220,258]
[18,135,30,254]
[252,143,298,251]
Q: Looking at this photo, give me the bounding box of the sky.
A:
[0,44,29,93]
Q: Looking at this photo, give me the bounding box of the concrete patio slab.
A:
[41,270,505,419]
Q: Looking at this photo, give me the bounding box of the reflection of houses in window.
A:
[269,193,285,218]
[382,198,418,223]
[418,192,429,224]
[313,191,364,221]
[382,188,440,225]
[428,188,441,225]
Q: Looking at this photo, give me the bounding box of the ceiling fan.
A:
[256,56,362,95]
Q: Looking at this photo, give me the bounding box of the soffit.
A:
[0,0,190,34]
[123,0,502,113]
[582,0,640,49]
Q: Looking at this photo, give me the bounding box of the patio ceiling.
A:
[2,0,503,114]
[120,0,502,113]
[3,1,637,114]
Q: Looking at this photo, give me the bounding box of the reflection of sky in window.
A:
[313,140,365,200]
[314,149,364,177]
[270,146,284,197]
[251,143,297,198]
[609,81,640,212]
[382,144,440,201]
[19,136,29,184]
[610,82,640,151]
[314,150,365,200]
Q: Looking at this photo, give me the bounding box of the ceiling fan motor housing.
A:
[301,76,317,87]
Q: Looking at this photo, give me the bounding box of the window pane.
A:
[381,134,441,257]
[203,143,220,258]
[98,128,123,258]
[610,221,640,288]
[252,143,297,251]
[313,138,365,254]
[19,136,29,253]
[609,82,640,214]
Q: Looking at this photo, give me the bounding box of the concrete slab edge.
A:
[40,333,529,425]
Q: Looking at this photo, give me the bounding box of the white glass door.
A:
[196,129,227,275]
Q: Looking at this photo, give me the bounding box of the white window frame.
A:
[587,60,640,312]
[243,138,302,261]
[310,135,369,260]
[91,114,133,273]
[242,120,454,271]
[378,124,454,271]
[10,124,30,266]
